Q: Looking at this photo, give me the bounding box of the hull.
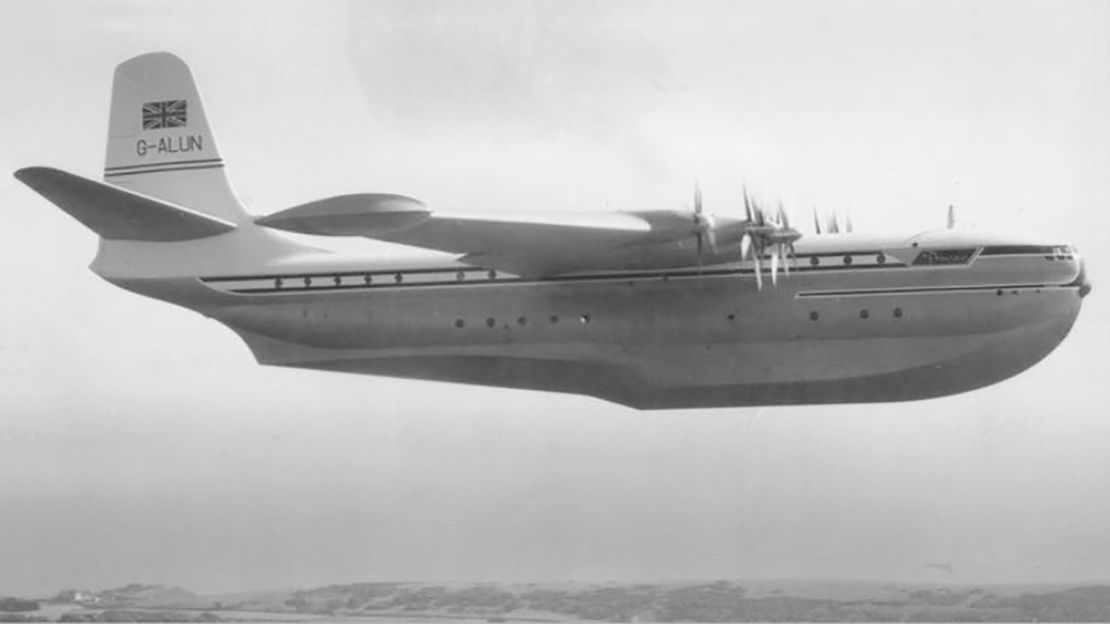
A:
[116,245,1085,409]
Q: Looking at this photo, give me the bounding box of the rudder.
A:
[104,52,248,224]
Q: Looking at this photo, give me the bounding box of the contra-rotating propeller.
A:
[739,187,802,289]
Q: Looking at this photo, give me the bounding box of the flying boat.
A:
[13,52,1091,409]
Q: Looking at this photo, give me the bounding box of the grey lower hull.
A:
[232,301,1079,409]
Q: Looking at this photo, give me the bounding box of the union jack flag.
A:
[142,100,188,130]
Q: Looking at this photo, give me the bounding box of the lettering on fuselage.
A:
[135,135,203,157]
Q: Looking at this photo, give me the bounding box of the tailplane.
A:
[14,166,235,241]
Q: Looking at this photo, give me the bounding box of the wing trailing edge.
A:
[14,166,236,242]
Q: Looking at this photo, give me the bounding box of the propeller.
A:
[947,204,956,229]
[690,181,717,267]
[739,188,802,290]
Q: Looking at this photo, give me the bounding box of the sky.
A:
[1,0,1109,597]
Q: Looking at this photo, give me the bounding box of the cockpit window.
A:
[912,248,976,266]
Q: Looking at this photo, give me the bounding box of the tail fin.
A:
[103,52,247,224]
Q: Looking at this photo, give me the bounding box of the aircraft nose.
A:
[1077,255,1092,298]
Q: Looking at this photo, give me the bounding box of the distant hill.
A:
[27,580,1110,622]
[50,585,212,610]
[204,580,1110,622]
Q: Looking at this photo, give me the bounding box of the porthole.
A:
[274,277,283,289]
[579,314,591,324]
[394,273,403,283]
[893,307,903,318]
[810,311,819,321]
[363,274,373,285]
[488,270,497,280]
[549,315,559,325]
[456,271,466,282]
[303,276,312,287]
[485,317,495,328]
[727,313,736,321]
[843,255,853,266]
[333,275,342,286]
[859,308,870,319]
[876,253,887,265]
[454,319,465,328]
[809,256,820,267]
[997,289,1004,296]
[517,316,527,326]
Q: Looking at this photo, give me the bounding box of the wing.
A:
[257,194,711,276]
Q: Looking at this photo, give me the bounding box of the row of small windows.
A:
[454,314,591,329]
[453,309,907,328]
[806,253,887,267]
[271,269,499,290]
[809,307,903,321]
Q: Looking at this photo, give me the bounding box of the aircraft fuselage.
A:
[108,230,1088,409]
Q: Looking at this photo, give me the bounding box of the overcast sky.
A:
[1,0,1109,597]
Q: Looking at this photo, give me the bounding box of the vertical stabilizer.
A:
[104,52,247,224]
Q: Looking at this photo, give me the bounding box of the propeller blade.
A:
[705,213,717,253]
[740,232,751,259]
[947,204,956,229]
[846,211,854,234]
[694,181,703,215]
[828,213,840,234]
[753,253,763,290]
[743,186,754,222]
[781,244,790,276]
[771,251,779,286]
[813,207,822,234]
[777,200,790,229]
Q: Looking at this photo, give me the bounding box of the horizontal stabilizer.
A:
[14,166,236,241]
[256,193,429,236]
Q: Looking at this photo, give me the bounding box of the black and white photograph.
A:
[1,0,1108,621]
